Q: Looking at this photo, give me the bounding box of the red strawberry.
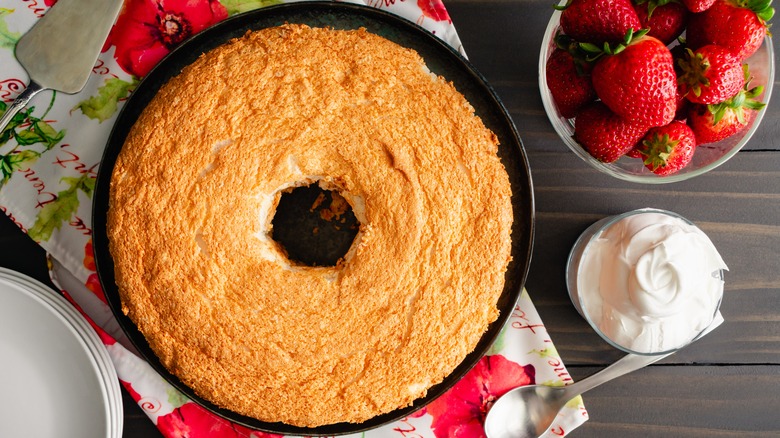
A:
[686,0,775,61]
[687,66,766,143]
[636,121,697,175]
[546,48,597,118]
[678,45,745,104]
[590,31,678,127]
[688,103,757,143]
[633,0,689,44]
[626,146,645,158]
[558,0,642,45]
[681,0,716,12]
[669,81,691,119]
[574,101,649,162]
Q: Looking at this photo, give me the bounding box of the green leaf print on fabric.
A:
[0,8,21,50]
[0,101,66,187]
[486,327,507,356]
[73,77,138,122]
[566,395,584,409]
[166,387,189,409]
[1,149,40,184]
[219,0,282,15]
[528,342,562,360]
[13,119,65,147]
[28,173,96,242]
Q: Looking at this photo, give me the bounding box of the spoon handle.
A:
[561,352,672,401]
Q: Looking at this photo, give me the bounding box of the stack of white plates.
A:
[0,267,123,438]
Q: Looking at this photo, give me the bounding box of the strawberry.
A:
[574,101,649,162]
[626,146,645,158]
[687,65,766,143]
[558,0,642,45]
[686,0,775,61]
[678,45,745,104]
[688,103,757,143]
[546,47,597,118]
[674,88,690,119]
[681,0,716,12]
[589,30,677,127]
[633,0,689,44]
[636,121,697,175]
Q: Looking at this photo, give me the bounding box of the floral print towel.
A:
[0,1,587,436]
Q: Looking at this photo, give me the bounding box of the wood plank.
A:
[0,211,53,289]
[566,365,780,436]
[121,390,163,438]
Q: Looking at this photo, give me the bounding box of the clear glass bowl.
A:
[539,5,775,184]
[565,208,725,355]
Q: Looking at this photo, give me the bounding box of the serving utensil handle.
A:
[0,82,44,141]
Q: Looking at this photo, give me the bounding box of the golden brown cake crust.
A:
[108,24,513,427]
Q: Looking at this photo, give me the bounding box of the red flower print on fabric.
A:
[85,273,107,304]
[105,0,228,77]
[427,355,536,438]
[157,402,284,438]
[83,239,96,271]
[418,0,451,22]
[83,239,107,304]
[120,379,143,403]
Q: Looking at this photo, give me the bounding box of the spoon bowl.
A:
[483,352,672,438]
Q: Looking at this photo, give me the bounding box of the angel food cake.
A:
[107,24,513,427]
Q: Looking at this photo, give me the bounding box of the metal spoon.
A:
[483,351,672,438]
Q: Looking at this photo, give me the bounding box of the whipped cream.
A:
[576,209,728,353]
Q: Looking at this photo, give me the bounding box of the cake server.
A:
[0,0,124,137]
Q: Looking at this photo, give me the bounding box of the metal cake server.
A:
[0,0,124,135]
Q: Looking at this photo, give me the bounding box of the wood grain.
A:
[567,365,780,437]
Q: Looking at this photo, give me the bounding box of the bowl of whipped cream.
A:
[566,208,728,355]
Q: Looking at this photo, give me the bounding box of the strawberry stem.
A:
[738,0,775,23]
[552,0,573,11]
[706,66,766,124]
[640,133,678,170]
[576,28,651,61]
[677,49,711,98]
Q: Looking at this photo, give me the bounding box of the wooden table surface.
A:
[1,0,779,436]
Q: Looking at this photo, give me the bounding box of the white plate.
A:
[0,268,122,438]
[4,269,124,438]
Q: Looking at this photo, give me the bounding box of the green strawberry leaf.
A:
[219,0,282,15]
[757,7,775,21]
[73,77,137,122]
[0,8,21,50]
[28,173,95,242]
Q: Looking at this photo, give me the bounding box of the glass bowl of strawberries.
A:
[539,0,775,183]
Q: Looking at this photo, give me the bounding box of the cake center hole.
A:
[271,183,360,267]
